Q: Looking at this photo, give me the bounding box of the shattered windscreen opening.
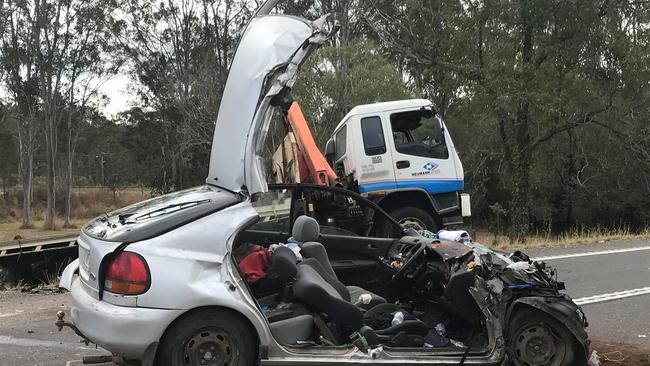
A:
[256,106,287,185]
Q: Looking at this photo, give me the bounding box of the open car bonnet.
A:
[207,5,334,194]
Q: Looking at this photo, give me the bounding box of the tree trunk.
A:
[508,0,534,242]
[44,113,57,230]
[17,117,34,229]
[509,104,532,242]
[63,135,74,227]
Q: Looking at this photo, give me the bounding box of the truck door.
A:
[355,115,397,193]
[386,108,463,195]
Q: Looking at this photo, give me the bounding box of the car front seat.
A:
[289,215,387,308]
[272,246,428,345]
[272,246,363,339]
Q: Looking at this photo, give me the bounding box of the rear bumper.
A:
[69,278,184,360]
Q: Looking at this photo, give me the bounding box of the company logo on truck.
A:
[423,162,439,171]
[412,162,441,177]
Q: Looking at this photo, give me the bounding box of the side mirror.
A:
[324,138,335,166]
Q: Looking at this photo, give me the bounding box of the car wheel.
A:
[389,207,438,232]
[508,308,578,366]
[158,309,257,366]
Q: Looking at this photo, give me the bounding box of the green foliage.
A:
[365,0,650,238]
[1,0,649,236]
[294,39,412,146]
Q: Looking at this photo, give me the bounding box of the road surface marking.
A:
[0,335,89,349]
[0,310,25,318]
[532,245,650,261]
[574,286,650,306]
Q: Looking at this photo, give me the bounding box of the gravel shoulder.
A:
[0,290,110,366]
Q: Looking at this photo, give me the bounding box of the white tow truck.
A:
[273,99,471,232]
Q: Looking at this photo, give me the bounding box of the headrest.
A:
[272,246,297,283]
[292,216,320,242]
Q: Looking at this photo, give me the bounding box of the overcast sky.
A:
[99,73,135,118]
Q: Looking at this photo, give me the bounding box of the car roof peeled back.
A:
[206,13,334,195]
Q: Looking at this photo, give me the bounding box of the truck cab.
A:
[326,99,471,231]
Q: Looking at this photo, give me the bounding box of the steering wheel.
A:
[393,241,427,279]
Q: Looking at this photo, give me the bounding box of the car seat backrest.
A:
[290,216,338,279]
[292,215,320,242]
[272,246,298,283]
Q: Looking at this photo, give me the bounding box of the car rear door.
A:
[237,188,294,246]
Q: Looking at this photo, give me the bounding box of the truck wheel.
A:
[158,309,257,366]
[389,207,438,232]
[508,308,578,366]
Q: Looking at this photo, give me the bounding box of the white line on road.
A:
[0,335,90,349]
[532,245,650,261]
[574,287,650,306]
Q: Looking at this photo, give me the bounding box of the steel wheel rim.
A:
[513,322,566,366]
[183,328,237,366]
[398,217,427,231]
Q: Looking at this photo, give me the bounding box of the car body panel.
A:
[59,258,79,291]
[76,232,124,299]
[69,277,184,360]
[69,200,277,362]
[82,185,239,242]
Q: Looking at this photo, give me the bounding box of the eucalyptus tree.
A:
[117,0,253,191]
[364,0,650,240]
[1,0,120,229]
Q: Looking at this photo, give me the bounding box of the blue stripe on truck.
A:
[359,179,464,194]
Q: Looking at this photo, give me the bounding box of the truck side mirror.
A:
[325,138,335,166]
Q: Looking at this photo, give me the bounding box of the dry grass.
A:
[67,187,151,218]
[0,218,88,241]
[475,227,650,251]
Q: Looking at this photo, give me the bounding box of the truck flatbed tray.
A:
[0,234,78,258]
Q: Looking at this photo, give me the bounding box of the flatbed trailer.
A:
[0,234,78,258]
[0,234,79,287]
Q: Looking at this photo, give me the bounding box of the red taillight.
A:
[104,251,149,295]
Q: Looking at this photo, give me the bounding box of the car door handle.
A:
[396,160,410,169]
[367,244,378,250]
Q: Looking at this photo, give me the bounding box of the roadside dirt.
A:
[593,340,650,366]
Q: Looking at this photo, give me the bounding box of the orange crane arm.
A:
[286,101,337,186]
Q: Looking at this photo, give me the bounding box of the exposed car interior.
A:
[233,211,490,353]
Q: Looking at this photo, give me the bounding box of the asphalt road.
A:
[0,238,649,365]
[0,290,110,366]
[525,239,650,349]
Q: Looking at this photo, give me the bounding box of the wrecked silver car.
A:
[57,1,589,365]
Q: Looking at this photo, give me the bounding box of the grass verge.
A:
[0,218,88,241]
[475,227,650,251]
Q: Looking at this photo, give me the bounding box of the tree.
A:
[117,0,253,191]
[294,39,412,147]
[365,0,650,240]
[1,0,42,228]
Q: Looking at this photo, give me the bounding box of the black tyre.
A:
[389,206,438,232]
[507,308,578,366]
[158,309,257,366]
